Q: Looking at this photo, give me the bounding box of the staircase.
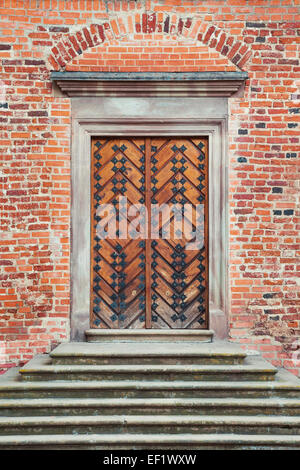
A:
[0,330,300,450]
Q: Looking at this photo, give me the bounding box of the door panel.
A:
[91,138,146,329]
[150,138,208,329]
[91,137,208,329]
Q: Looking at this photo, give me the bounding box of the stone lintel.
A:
[51,71,248,97]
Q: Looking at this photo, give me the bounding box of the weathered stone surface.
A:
[85,329,214,343]
[0,336,300,448]
[0,415,300,436]
[50,340,246,365]
[19,354,277,382]
[1,433,300,450]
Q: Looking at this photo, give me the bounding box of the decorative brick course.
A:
[0,1,299,376]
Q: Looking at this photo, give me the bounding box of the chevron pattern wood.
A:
[91,137,208,329]
[91,138,147,329]
[150,138,208,329]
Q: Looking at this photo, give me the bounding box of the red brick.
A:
[0,1,299,380]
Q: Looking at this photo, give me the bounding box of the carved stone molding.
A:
[70,97,229,341]
[51,71,248,97]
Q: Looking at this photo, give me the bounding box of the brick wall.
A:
[0,1,299,376]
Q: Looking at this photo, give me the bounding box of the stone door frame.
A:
[69,96,229,340]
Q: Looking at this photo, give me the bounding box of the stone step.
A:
[85,329,214,343]
[19,355,277,382]
[0,397,299,417]
[1,369,299,399]
[50,341,246,366]
[0,433,300,450]
[0,415,300,436]
[1,336,300,450]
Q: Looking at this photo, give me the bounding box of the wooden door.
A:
[90,137,208,329]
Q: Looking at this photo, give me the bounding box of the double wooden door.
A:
[90,137,208,329]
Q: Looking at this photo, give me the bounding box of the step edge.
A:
[0,397,300,407]
[1,380,298,391]
[19,364,278,373]
[50,351,246,358]
[85,330,215,336]
[0,433,300,445]
[1,415,300,426]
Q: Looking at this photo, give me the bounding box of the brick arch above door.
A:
[47,13,252,72]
